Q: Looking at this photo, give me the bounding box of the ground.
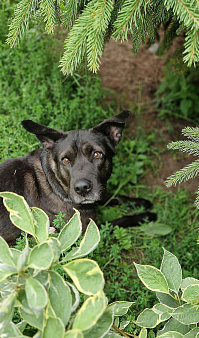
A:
[99,36,198,196]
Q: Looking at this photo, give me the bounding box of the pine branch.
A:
[163,0,199,66]
[60,0,113,75]
[113,0,145,41]
[182,127,199,142]
[167,141,199,156]
[6,0,39,47]
[166,159,199,187]
[61,0,82,30]
[40,0,58,33]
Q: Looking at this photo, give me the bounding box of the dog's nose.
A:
[74,179,92,196]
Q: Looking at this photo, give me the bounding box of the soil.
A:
[99,37,198,196]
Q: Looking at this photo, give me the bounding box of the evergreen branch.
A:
[182,127,199,142]
[86,0,113,72]
[195,187,199,209]
[183,28,199,66]
[62,0,82,30]
[113,0,145,41]
[6,0,39,47]
[40,0,58,33]
[166,159,199,187]
[167,141,199,156]
[60,1,95,75]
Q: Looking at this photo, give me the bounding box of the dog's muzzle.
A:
[74,179,92,197]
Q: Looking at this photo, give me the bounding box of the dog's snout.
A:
[74,179,92,196]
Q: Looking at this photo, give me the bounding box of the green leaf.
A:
[64,330,83,338]
[0,264,16,283]
[10,248,21,265]
[0,236,16,268]
[63,258,104,295]
[136,308,159,328]
[17,244,29,272]
[172,304,199,325]
[73,290,107,331]
[157,317,190,336]
[156,292,179,308]
[58,210,82,253]
[0,192,35,236]
[161,248,182,294]
[141,223,172,236]
[83,308,113,338]
[25,278,48,315]
[19,290,44,330]
[182,284,199,304]
[184,327,199,337]
[49,271,72,326]
[63,219,100,261]
[107,301,134,316]
[43,317,65,338]
[66,281,80,313]
[28,242,53,270]
[134,263,169,294]
[158,332,183,338]
[181,277,199,291]
[1,321,23,337]
[139,328,147,338]
[47,238,61,262]
[31,207,49,243]
[0,291,17,334]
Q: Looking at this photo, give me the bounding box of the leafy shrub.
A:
[156,63,199,123]
[134,248,199,337]
[0,192,133,337]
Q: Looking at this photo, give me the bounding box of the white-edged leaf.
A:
[0,192,35,236]
[134,263,169,294]
[0,291,17,334]
[84,308,114,338]
[10,248,21,265]
[161,248,182,294]
[43,317,65,338]
[25,278,48,315]
[63,258,104,295]
[31,207,49,243]
[49,271,72,326]
[156,292,179,308]
[158,332,183,338]
[139,328,147,338]
[0,236,16,267]
[63,219,100,261]
[0,264,17,282]
[17,244,29,272]
[1,321,22,337]
[58,209,82,253]
[184,327,199,337]
[19,294,44,330]
[182,284,199,304]
[73,290,107,331]
[181,277,199,291]
[107,301,134,316]
[47,238,61,262]
[28,242,53,270]
[172,303,199,324]
[136,308,159,328]
[66,281,80,313]
[64,329,83,338]
[157,317,190,336]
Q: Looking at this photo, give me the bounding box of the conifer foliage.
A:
[6,0,199,75]
[166,127,199,208]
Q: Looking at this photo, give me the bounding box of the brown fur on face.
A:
[0,111,130,244]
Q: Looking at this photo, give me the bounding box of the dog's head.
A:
[22,111,130,205]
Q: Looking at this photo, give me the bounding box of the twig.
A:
[112,324,131,337]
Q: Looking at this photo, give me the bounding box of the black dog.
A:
[0,111,156,244]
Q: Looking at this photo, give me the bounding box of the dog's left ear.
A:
[93,110,131,146]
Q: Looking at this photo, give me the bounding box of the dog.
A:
[0,111,156,244]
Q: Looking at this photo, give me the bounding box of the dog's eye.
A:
[63,158,70,165]
[93,151,103,159]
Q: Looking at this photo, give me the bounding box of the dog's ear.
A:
[22,120,65,148]
[93,110,131,146]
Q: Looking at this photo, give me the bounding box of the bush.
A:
[0,192,133,337]
[134,248,199,337]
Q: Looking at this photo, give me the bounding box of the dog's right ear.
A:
[22,120,65,148]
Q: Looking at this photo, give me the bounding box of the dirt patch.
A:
[99,37,197,194]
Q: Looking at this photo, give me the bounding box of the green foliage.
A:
[134,248,199,337]
[156,63,199,122]
[0,192,133,337]
[166,127,199,208]
[5,0,199,74]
